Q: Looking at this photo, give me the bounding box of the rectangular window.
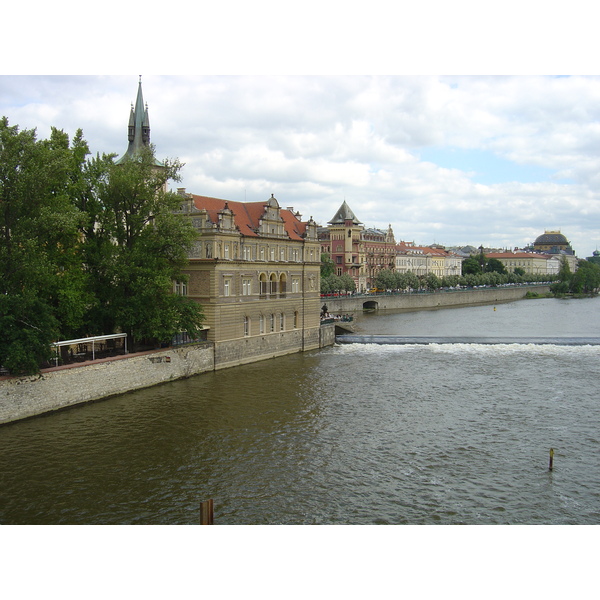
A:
[244,316,249,337]
[242,279,252,295]
[260,247,265,261]
[174,281,187,296]
[224,244,230,259]
[224,279,231,297]
[292,278,299,293]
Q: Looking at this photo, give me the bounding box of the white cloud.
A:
[2,74,600,258]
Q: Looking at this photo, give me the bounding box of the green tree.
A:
[570,260,600,294]
[0,118,90,373]
[424,273,441,291]
[338,273,356,293]
[486,258,507,275]
[320,252,335,278]
[462,257,482,275]
[550,256,573,296]
[375,268,396,290]
[558,255,572,282]
[84,145,204,349]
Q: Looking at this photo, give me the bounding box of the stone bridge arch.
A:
[362,299,378,310]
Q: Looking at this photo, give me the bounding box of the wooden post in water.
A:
[549,448,554,471]
[200,499,214,524]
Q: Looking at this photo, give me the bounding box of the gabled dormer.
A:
[304,216,318,241]
[217,202,237,232]
[258,194,287,237]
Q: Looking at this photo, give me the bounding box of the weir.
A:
[335,335,600,346]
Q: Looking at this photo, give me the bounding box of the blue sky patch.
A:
[419,147,573,185]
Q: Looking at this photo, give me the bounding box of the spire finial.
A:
[139,74,142,83]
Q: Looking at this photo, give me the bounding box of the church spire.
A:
[116,76,163,165]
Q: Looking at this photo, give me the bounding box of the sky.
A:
[3,3,600,261]
[4,73,600,259]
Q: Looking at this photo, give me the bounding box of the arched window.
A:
[270,314,275,332]
[259,273,268,297]
[259,314,265,334]
[279,273,287,296]
[243,316,250,337]
[294,311,299,329]
[279,312,284,331]
[270,273,278,295]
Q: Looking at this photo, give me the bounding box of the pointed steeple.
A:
[328,200,361,225]
[116,76,163,166]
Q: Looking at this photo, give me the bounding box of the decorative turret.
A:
[116,76,163,166]
[328,200,361,226]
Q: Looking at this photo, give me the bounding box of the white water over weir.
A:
[336,335,600,346]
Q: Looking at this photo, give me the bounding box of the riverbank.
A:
[0,344,213,425]
[322,285,551,314]
[0,286,548,426]
[0,322,337,425]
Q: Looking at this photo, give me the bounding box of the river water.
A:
[1,296,599,525]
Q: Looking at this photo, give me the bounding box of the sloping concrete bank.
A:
[0,344,214,425]
[323,286,550,313]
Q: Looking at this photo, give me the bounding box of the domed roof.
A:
[534,231,569,246]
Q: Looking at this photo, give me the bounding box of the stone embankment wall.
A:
[323,286,550,314]
[0,344,214,425]
[0,324,337,425]
[214,324,327,370]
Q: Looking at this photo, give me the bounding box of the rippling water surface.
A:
[1,297,599,524]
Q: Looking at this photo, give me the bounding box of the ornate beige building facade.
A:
[176,191,323,369]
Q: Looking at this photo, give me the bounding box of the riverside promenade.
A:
[321,285,550,314]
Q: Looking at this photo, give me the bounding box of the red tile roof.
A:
[190,195,307,241]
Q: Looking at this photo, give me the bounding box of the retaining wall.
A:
[0,344,214,425]
[0,323,337,425]
[323,286,550,314]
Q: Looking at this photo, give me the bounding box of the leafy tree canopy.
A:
[320,253,335,278]
[0,118,205,373]
[83,145,204,349]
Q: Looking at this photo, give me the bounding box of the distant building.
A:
[586,250,600,265]
[533,230,574,255]
[321,201,368,290]
[485,251,549,275]
[319,201,464,288]
[395,243,463,278]
[319,201,398,291]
